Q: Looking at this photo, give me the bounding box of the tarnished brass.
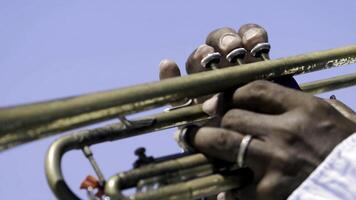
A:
[45,75,356,199]
[1,45,356,151]
[0,44,355,199]
[301,73,356,94]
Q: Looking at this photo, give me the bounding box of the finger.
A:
[185,44,216,103]
[238,24,268,52]
[159,59,181,80]
[232,80,308,114]
[238,24,268,63]
[159,59,189,107]
[238,24,301,90]
[206,27,237,49]
[221,109,282,137]
[202,94,220,116]
[191,127,271,173]
[205,27,244,65]
[185,44,215,74]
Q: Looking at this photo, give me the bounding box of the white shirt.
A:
[288,133,356,200]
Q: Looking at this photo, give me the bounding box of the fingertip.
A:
[185,44,214,74]
[219,33,243,54]
[238,23,268,51]
[238,23,262,35]
[195,44,215,59]
[159,59,181,80]
[205,27,244,58]
[202,94,219,115]
[205,27,236,47]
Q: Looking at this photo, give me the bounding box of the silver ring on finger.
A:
[237,134,253,168]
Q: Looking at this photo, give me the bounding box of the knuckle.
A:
[304,97,333,114]
[248,80,271,91]
[221,110,236,128]
[273,149,291,166]
[221,109,248,131]
[271,147,301,175]
[246,80,272,96]
[234,80,270,100]
[216,131,230,147]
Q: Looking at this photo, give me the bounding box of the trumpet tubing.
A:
[0,45,355,200]
[1,45,356,151]
[46,76,355,199]
[300,73,356,94]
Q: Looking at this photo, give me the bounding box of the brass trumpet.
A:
[0,45,356,199]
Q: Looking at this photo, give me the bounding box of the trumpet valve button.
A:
[250,42,271,58]
[201,52,221,69]
[226,48,247,63]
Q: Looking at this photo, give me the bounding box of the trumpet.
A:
[1,45,356,199]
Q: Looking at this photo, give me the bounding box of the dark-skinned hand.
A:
[158,24,356,200]
[200,81,356,200]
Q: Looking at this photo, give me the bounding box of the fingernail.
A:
[220,34,236,48]
[202,94,219,115]
[220,33,243,53]
[243,27,261,41]
[241,27,268,50]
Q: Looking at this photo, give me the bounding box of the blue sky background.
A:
[0,1,355,199]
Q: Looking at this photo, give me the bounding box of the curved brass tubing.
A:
[46,72,356,199]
